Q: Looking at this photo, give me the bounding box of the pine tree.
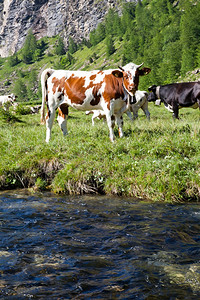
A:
[8,54,19,67]
[55,37,66,56]
[13,79,27,101]
[106,35,115,57]
[68,37,77,54]
[27,69,38,100]
[22,29,37,64]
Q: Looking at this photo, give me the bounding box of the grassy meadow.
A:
[0,102,200,203]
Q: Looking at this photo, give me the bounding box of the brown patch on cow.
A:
[90,83,102,106]
[103,74,124,107]
[133,70,140,90]
[90,74,96,81]
[52,77,66,94]
[64,76,87,105]
[59,103,69,115]
[52,74,104,107]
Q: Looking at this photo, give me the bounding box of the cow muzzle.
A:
[128,86,136,96]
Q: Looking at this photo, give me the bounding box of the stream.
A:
[0,190,200,299]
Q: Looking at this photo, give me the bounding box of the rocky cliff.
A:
[0,0,135,58]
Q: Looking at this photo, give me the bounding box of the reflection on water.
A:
[0,190,200,299]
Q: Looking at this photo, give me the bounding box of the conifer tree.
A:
[106,35,115,57]
[55,37,66,56]
[68,37,77,54]
[13,79,27,101]
[8,54,19,67]
[22,29,37,64]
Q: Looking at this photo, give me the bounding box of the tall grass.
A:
[0,104,200,202]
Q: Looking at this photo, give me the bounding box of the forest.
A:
[89,0,200,87]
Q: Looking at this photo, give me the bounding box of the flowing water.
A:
[0,190,200,299]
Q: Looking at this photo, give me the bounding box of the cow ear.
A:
[112,70,123,78]
[148,85,156,92]
[138,67,151,76]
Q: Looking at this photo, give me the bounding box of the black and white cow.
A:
[148,82,200,119]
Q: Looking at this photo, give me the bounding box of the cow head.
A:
[112,68,136,96]
[118,63,151,96]
[8,93,17,103]
[147,85,158,102]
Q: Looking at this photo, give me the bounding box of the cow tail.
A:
[40,68,55,124]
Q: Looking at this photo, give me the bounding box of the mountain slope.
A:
[0,0,135,57]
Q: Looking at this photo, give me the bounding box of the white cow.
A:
[86,90,150,125]
[130,90,150,120]
[0,93,17,111]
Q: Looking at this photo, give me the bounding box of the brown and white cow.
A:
[0,93,17,111]
[41,63,151,142]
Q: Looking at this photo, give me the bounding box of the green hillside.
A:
[0,0,200,102]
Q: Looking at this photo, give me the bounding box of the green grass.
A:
[0,104,200,202]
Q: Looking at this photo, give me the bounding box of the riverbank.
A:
[0,104,200,202]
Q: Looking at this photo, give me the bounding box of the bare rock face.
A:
[0,0,135,57]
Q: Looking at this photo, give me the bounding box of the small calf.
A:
[86,90,150,125]
[130,90,150,120]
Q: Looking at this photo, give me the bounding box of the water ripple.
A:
[0,191,200,299]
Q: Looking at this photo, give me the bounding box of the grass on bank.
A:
[0,103,200,203]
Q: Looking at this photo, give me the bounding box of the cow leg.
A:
[116,114,124,137]
[129,105,139,120]
[198,99,200,110]
[45,109,56,143]
[91,115,95,126]
[141,102,150,120]
[57,109,68,137]
[107,114,116,142]
[92,111,99,126]
[172,102,179,119]
[132,109,139,120]
[126,109,134,121]
[105,109,115,142]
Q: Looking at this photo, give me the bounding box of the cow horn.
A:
[137,62,144,69]
[118,66,124,71]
